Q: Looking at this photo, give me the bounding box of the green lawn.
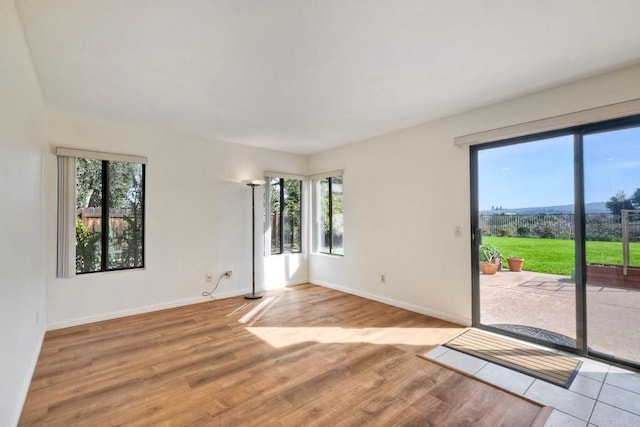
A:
[482,236,640,276]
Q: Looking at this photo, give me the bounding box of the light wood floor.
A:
[20,284,548,426]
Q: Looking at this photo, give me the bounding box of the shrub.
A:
[532,223,555,239]
[516,225,529,237]
[498,227,511,237]
[585,232,619,242]
[76,219,101,272]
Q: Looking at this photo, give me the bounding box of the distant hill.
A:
[480,202,609,215]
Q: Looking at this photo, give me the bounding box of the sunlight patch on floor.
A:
[238,296,280,325]
[245,326,459,348]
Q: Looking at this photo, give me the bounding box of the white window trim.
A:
[264,171,305,180]
[454,98,640,147]
[56,147,147,164]
[309,170,343,181]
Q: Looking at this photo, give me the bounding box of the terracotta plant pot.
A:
[507,257,524,272]
[480,261,498,275]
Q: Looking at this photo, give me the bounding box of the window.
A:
[316,174,343,255]
[268,177,302,254]
[57,148,146,277]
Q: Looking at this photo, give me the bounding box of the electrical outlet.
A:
[205,273,213,283]
[381,274,386,283]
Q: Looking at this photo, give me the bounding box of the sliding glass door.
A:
[472,115,640,368]
[475,135,577,348]
[584,126,640,365]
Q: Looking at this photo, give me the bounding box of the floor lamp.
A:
[242,179,265,299]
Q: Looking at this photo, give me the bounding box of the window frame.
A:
[315,174,344,256]
[266,176,303,255]
[79,159,146,274]
[56,148,147,278]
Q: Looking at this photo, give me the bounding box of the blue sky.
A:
[478,127,640,211]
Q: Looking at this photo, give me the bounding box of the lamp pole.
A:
[243,180,265,299]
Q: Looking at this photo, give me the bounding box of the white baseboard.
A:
[46,289,249,330]
[48,278,459,331]
[309,279,471,326]
[46,280,310,331]
[14,328,45,426]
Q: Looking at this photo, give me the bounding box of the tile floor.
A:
[424,330,640,426]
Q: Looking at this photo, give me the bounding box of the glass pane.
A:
[318,178,330,253]
[270,178,281,254]
[584,126,640,364]
[76,158,102,273]
[108,161,144,269]
[477,136,576,347]
[331,176,344,255]
[283,179,301,253]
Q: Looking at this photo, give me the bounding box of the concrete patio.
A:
[480,269,640,364]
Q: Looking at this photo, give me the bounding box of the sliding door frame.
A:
[470,114,640,369]
[573,132,588,354]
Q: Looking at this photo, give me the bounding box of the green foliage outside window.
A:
[319,176,343,255]
[75,158,144,273]
[75,219,101,272]
[270,178,302,253]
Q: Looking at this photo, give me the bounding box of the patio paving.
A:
[480,269,640,364]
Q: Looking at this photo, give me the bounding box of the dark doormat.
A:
[444,329,581,388]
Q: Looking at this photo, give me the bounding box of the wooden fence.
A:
[78,207,133,235]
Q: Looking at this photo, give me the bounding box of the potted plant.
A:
[479,244,502,275]
[507,256,524,272]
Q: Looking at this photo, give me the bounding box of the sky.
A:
[478,127,640,211]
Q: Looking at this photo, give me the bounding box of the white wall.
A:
[46,110,308,328]
[36,60,640,332]
[308,63,640,326]
[0,0,48,424]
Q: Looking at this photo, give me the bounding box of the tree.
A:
[270,179,281,251]
[76,159,140,209]
[606,190,634,216]
[283,178,301,250]
[269,178,302,252]
[75,159,144,271]
[319,177,343,251]
[113,165,144,268]
[76,158,102,209]
[633,188,640,208]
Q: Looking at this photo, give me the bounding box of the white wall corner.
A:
[263,278,309,290]
[14,329,45,426]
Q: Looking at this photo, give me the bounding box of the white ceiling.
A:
[16,0,640,154]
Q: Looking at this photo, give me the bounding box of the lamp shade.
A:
[242,179,266,187]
